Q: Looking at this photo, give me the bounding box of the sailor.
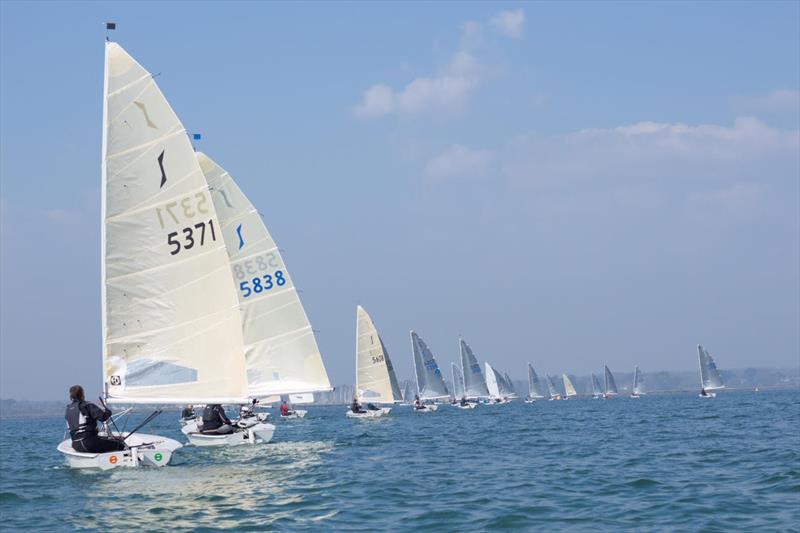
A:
[460,396,467,406]
[280,400,292,417]
[201,404,234,434]
[414,395,424,410]
[700,388,708,397]
[181,404,195,420]
[350,397,365,414]
[65,385,125,453]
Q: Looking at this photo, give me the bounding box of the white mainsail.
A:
[102,42,249,404]
[485,362,511,398]
[604,365,619,395]
[546,374,560,399]
[197,152,331,397]
[698,345,725,390]
[591,373,603,398]
[527,364,546,399]
[411,331,449,400]
[451,363,466,399]
[459,338,490,398]
[354,306,402,403]
[632,365,645,395]
[562,374,578,397]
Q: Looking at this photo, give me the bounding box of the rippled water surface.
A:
[1,390,798,531]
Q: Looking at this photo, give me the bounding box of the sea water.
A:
[0,390,798,531]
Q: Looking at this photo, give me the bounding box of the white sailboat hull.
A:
[57,433,182,470]
[699,392,717,398]
[346,407,391,418]
[413,404,439,412]
[280,410,307,419]
[453,402,478,409]
[185,422,275,447]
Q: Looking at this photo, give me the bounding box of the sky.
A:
[0,1,798,401]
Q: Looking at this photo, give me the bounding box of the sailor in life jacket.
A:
[64,385,126,453]
[201,404,234,434]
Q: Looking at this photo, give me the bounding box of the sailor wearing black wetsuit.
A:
[201,404,234,434]
[65,385,125,453]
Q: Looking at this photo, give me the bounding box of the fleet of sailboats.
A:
[57,38,735,469]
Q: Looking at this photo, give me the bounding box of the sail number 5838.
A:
[240,271,286,298]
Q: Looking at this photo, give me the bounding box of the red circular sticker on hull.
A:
[109,455,118,464]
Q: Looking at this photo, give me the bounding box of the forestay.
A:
[411,332,450,400]
[604,365,619,395]
[698,345,725,390]
[354,306,402,403]
[459,339,490,398]
[102,43,249,404]
[527,364,546,399]
[198,152,331,397]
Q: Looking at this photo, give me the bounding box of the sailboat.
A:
[546,374,563,401]
[504,373,518,398]
[192,152,332,429]
[590,373,603,399]
[562,374,578,399]
[630,366,645,398]
[451,364,476,408]
[484,363,513,403]
[347,306,401,418]
[698,344,725,398]
[410,331,449,411]
[525,363,546,403]
[459,338,491,402]
[603,365,619,399]
[401,381,415,406]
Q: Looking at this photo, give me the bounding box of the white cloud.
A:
[490,9,525,39]
[353,52,486,118]
[424,144,495,181]
[738,89,800,114]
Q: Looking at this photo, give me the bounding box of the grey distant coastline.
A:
[2,367,797,416]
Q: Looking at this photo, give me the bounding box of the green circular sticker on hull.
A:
[154,452,163,461]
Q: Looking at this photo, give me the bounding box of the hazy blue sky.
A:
[1,1,798,400]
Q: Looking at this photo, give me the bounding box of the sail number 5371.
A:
[240,271,286,298]
[167,219,217,255]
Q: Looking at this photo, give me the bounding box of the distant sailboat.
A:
[459,338,491,400]
[590,373,603,399]
[546,374,563,401]
[451,363,477,409]
[525,363,547,403]
[562,374,578,398]
[410,331,448,411]
[504,373,518,398]
[347,306,401,418]
[698,344,725,398]
[485,363,513,403]
[603,365,619,399]
[630,366,645,398]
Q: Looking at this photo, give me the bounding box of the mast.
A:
[99,41,110,397]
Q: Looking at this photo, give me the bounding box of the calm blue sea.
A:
[1,390,798,531]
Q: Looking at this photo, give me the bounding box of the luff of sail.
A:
[527,364,546,399]
[604,365,619,395]
[354,306,402,403]
[452,363,465,399]
[102,43,248,404]
[198,152,331,396]
[698,345,725,390]
[411,332,449,400]
[562,374,578,397]
[459,339,490,398]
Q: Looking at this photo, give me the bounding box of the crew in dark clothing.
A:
[181,404,195,420]
[366,403,380,411]
[351,398,366,414]
[460,396,468,406]
[700,388,708,397]
[65,385,125,454]
[201,404,234,434]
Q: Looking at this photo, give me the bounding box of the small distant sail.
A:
[411,332,450,400]
[562,374,578,397]
[604,365,619,395]
[698,345,725,390]
[355,306,402,403]
[546,374,560,399]
[591,373,603,398]
[199,152,331,397]
[459,339,491,398]
[485,362,502,398]
[503,373,517,397]
[451,363,466,399]
[527,364,547,399]
[632,366,645,395]
[402,381,414,403]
